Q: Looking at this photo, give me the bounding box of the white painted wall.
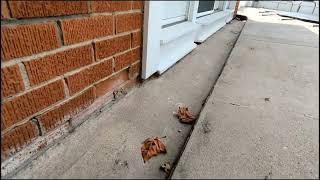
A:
[253,1,318,22]
[255,0,319,16]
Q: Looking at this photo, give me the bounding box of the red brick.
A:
[132,1,144,10]
[92,1,131,13]
[38,87,95,133]
[132,31,142,48]
[24,45,93,86]
[95,70,129,97]
[1,23,60,61]
[1,65,25,98]
[60,15,113,45]
[115,12,143,34]
[1,1,9,19]
[1,80,65,131]
[95,34,131,60]
[129,62,141,78]
[1,121,39,161]
[114,48,141,72]
[66,59,113,95]
[8,1,88,19]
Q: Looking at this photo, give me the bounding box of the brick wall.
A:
[1,0,143,162]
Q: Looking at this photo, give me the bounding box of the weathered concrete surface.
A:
[9,20,244,179]
[172,8,319,179]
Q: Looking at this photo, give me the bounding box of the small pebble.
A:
[160,162,171,174]
[178,129,182,133]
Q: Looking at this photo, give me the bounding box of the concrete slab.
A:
[240,8,319,35]
[172,8,319,179]
[241,20,319,48]
[8,20,245,179]
[238,8,319,48]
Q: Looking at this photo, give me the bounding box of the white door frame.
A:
[142,1,234,79]
[142,1,198,79]
[142,1,162,79]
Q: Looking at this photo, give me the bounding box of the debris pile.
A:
[140,104,196,175]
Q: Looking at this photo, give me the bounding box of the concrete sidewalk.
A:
[172,8,319,179]
[8,20,245,179]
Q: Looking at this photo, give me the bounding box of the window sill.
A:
[160,21,200,45]
[194,9,234,43]
[196,10,233,26]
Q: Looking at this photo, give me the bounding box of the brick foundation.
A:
[1,0,143,164]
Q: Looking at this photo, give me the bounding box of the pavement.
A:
[172,8,319,179]
[8,19,245,178]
